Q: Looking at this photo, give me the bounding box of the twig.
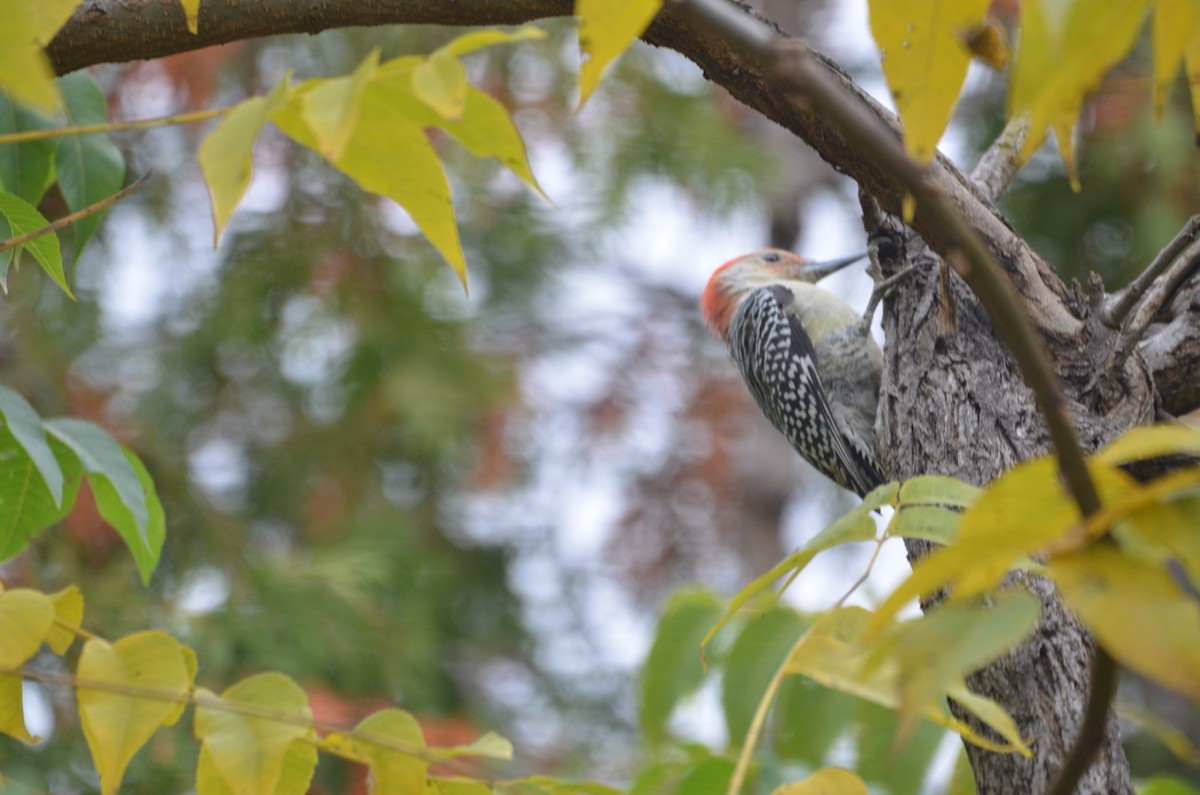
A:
[1104,215,1200,329]
[0,107,227,147]
[1104,235,1200,378]
[0,173,152,255]
[971,117,1031,202]
[1047,648,1118,795]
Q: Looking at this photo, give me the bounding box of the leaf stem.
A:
[0,107,229,147]
[0,173,151,255]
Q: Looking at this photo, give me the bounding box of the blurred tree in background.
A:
[1,1,1199,793]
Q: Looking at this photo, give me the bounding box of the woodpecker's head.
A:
[700,249,862,340]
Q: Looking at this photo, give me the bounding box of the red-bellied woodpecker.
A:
[700,249,884,497]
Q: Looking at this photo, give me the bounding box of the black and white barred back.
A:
[728,285,884,497]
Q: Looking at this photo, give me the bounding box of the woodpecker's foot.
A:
[861,263,917,325]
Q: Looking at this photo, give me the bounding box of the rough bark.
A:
[43,1,1200,793]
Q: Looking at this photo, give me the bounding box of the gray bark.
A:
[44,1,1200,793]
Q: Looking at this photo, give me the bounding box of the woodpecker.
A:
[700,249,884,497]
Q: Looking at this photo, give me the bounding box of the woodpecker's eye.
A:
[762,252,781,263]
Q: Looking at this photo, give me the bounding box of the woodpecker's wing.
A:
[728,286,884,496]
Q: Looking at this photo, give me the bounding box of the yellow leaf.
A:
[873,458,1137,626]
[1095,424,1200,466]
[29,0,83,44]
[961,17,1012,69]
[432,26,546,59]
[869,0,991,163]
[197,740,317,795]
[1185,29,1200,138]
[412,53,469,119]
[321,708,428,794]
[772,767,868,795]
[179,0,201,35]
[785,607,1031,755]
[77,632,196,795]
[1010,0,1153,170]
[577,0,664,106]
[44,585,83,655]
[194,673,314,795]
[0,0,60,111]
[0,672,36,742]
[302,49,380,162]
[0,589,54,668]
[199,75,291,246]
[1051,545,1200,703]
[1153,0,1200,117]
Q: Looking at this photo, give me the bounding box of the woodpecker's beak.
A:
[801,252,868,281]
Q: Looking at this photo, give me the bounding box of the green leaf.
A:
[722,606,808,746]
[0,386,62,506]
[639,589,723,744]
[197,737,317,795]
[44,417,150,552]
[1051,545,1200,703]
[1140,777,1200,795]
[577,0,664,105]
[99,449,164,585]
[0,0,59,111]
[77,632,196,795]
[194,673,314,795]
[0,430,82,561]
[772,677,856,765]
[674,757,735,795]
[0,188,68,296]
[56,72,125,262]
[199,75,291,246]
[0,92,56,205]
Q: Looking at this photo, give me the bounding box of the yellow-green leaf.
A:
[771,767,868,795]
[577,0,664,106]
[883,591,1039,743]
[179,0,201,35]
[702,502,880,654]
[1095,424,1200,466]
[432,26,546,59]
[1185,27,1200,138]
[77,632,196,795]
[874,458,1137,626]
[321,708,427,794]
[430,731,513,761]
[1153,0,1200,117]
[1009,0,1153,177]
[869,0,991,163]
[0,0,59,111]
[0,588,54,668]
[194,673,314,795]
[886,505,960,544]
[199,75,291,246]
[0,672,35,742]
[44,585,83,655]
[1051,545,1200,703]
[29,0,83,44]
[302,49,380,162]
[275,78,467,287]
[898,475,981,509]
[785,607,1030,755]
[412,54,468,119]
[197,740,317,795]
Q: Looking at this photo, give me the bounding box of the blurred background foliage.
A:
[0,1,1198,792]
